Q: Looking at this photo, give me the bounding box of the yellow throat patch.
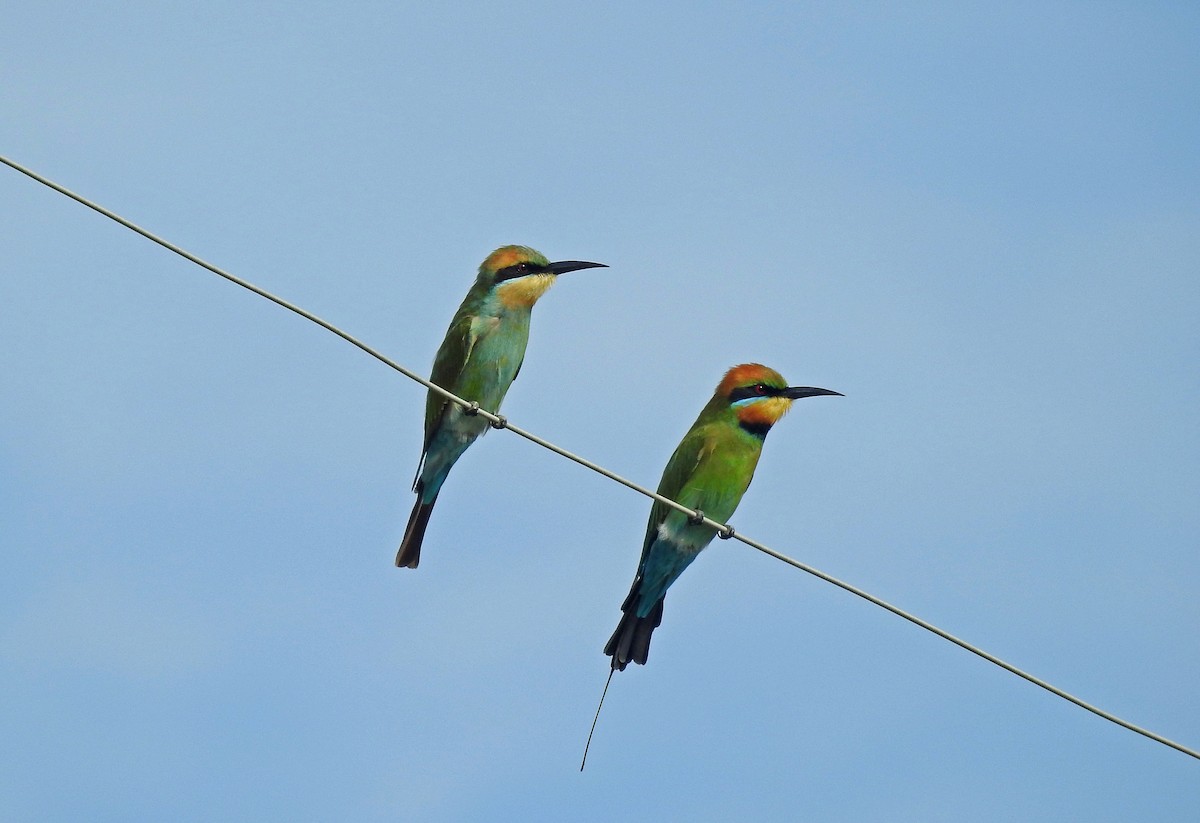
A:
[496,273,557,308]
[736,396,792,429]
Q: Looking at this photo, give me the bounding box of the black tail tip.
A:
[395,496,436,569]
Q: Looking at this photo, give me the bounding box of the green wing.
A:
[639,425,713,565]
[423,313,478,451]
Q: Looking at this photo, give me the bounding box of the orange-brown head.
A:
[709,363,842,438]
[476,245,607,309]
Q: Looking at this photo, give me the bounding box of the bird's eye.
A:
[754,384,768,395]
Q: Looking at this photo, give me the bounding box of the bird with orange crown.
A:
[395,246,606,569]
[605,364,841,669]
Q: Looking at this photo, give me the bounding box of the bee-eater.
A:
[605,363,841,668]
[395,245,606,569]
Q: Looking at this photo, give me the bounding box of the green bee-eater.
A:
[395,245,606,569]
[605,363,841,668]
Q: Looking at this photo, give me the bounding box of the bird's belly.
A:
[435,404,491,445]
[419,405,490,483]
[655,520,712,553]
[456,327,527,410]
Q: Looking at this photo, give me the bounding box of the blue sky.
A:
[2,2,1198,820]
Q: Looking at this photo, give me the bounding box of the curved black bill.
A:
[783,386,843,399]
[545,260,608,275]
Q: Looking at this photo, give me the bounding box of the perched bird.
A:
[395,245,606,569]
[605,363,841,669]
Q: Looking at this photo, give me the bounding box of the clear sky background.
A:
[2,3,1198,820]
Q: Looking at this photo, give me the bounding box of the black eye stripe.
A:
[728,384,780,402]
[495,262,545,282]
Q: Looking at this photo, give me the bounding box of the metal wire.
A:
[3,152,1196,762]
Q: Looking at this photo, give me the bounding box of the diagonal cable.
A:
[2,152,1196,762]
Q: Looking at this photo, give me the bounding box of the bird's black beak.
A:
[544,260,608,275]
[782,386,843,399]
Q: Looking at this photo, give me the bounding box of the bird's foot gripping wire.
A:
[689,507,735,538]
[463,401,507,430]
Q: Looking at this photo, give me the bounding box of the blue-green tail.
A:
[395,483,438,568]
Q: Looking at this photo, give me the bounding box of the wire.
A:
[3,152,1197,763]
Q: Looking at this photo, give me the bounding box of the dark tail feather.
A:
[395,491,437,569]
[603,578,664,671]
